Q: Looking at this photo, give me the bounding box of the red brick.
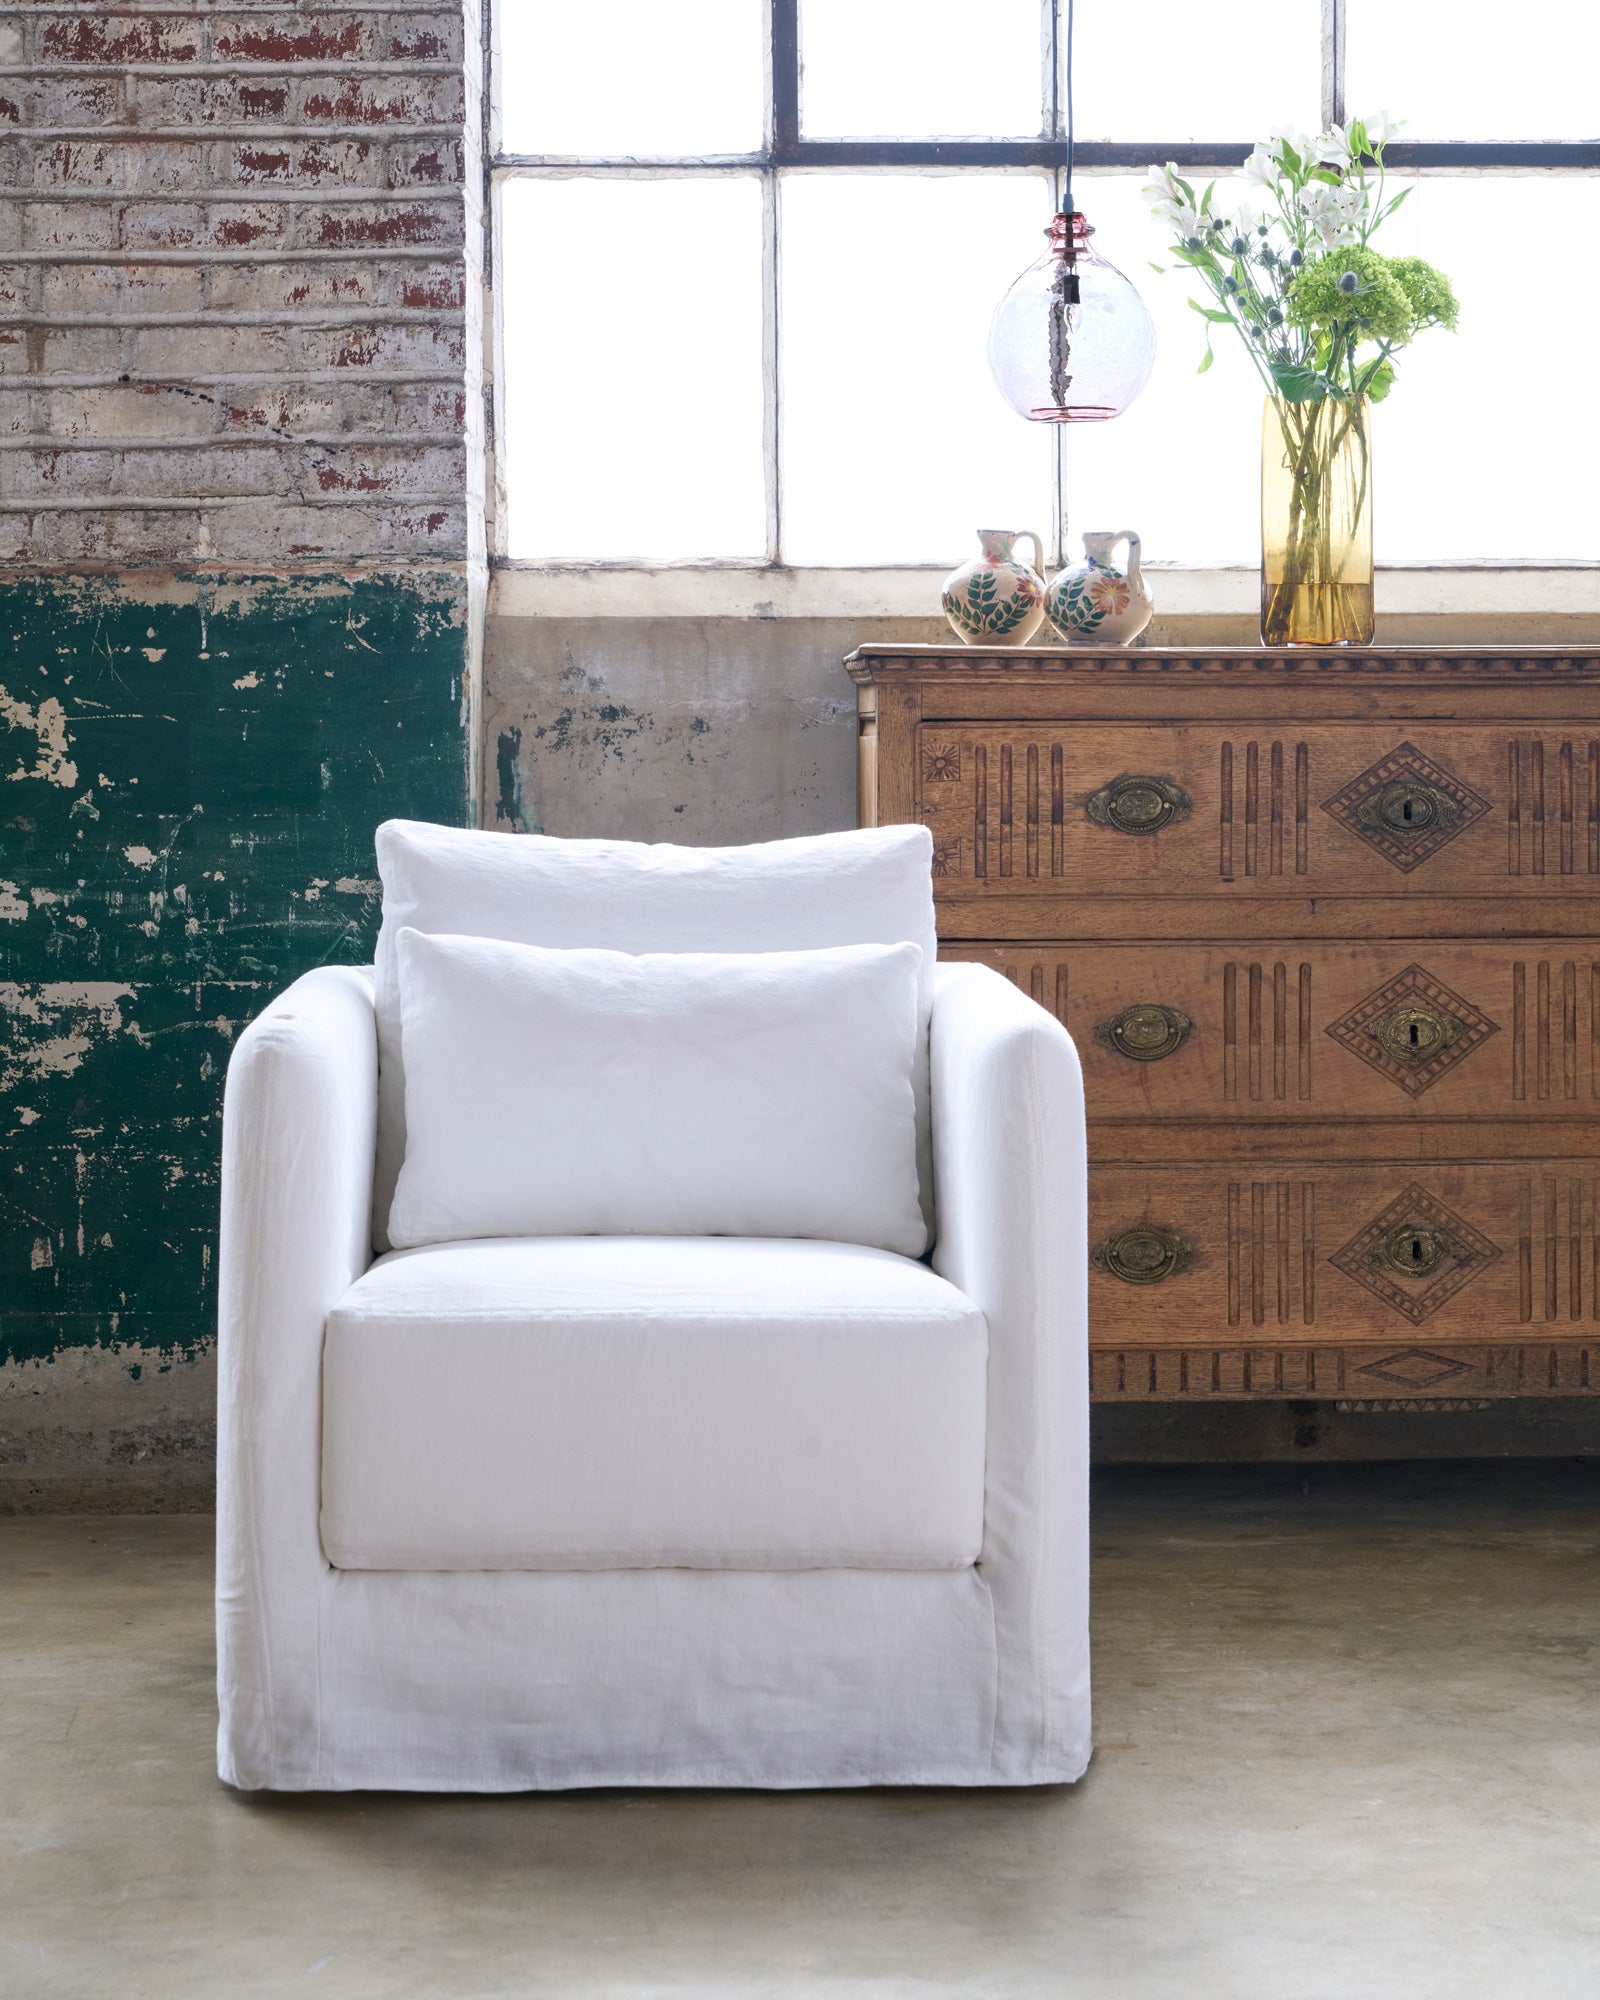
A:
[386,141,464,189]
[35,141,204,195]
[118,203,202,250]
[206,204,289,250]
[393,268,465,313]
[386,384,468,432]
[126,76,288,126]
[208,263,377,314]
[9,446,116,499]
[210,15,377,64]
[308,320,463,374]
[40,16,202,66]
[0,77,123,127]
[299,77,465,128]
[30,507,206,562]
[306,202,460,250]
[230,141,384,190]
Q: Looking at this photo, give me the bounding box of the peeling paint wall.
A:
[1,571,470,1505]
[0,3,484,1508]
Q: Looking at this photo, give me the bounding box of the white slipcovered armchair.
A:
[216,824,1090,1790]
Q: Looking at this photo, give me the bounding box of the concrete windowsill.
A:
[491,562,1600,626]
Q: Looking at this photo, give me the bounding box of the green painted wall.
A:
[1,570,471,1374]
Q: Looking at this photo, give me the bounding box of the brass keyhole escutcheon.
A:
[1357,779,1457,840]
[1380,786,1438,831]
[1374,1224,1451,1280]
[1095,1002,1193,1063]
[1094,1224,1192,1285]
[1367,1003,1460,1064]
[1085,773,1192,836]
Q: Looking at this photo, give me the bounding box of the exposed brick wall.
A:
[0,1,482,566]
[0,2,486,1507]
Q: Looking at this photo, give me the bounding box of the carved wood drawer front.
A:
[1090,1163,1600,1357]
[947,942,1600,1119]
[917,725,1600,893]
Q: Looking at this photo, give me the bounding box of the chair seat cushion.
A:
[321,1237,988,1573]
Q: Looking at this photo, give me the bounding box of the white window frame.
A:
[486,0,1600,617]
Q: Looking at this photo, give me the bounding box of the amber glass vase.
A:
[1260,394,1374,647]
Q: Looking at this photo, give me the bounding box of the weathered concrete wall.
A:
[0,3,484,1509]
[484,616,946,841]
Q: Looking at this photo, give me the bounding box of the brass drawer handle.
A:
[1085,773,1191,835]
[1366,1003,1461,1065]
[1373,1224,1453,1281]
[1355,779,1460,840]
[1094,1224,1193,1285]
[1095,1002,1193,1063]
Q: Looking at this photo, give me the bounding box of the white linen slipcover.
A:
[371,820,940,1250]
[216,960,1089,1790]
[386,933,925,1255]
[321,1237,988,1571]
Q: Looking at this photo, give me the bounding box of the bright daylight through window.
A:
[494,0,1600,570]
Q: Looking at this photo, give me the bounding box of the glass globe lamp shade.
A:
[987,210,1156,423]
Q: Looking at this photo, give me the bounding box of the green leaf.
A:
[1197,343,1214,375]
[1187,299,1233,324]
[1364,360,1397,402]
[1269,360,1322,402]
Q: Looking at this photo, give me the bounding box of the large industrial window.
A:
[491,0,1600,574]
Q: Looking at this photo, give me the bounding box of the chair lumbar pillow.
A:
[372,820,939,1248]
[387,930,927,1256]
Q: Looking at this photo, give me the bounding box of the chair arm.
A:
[216,964,377,1787]
[928,961,1090,1779]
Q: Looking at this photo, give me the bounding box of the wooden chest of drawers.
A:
[847,642,1600,1406]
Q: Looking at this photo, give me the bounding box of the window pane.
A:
[1346,0,1600,141]
[1065,176,1260,566]
[1073,0,1318,141]
[800,0,1044,139]
[499,0,762,156]
[1372,176,1600,560]
[501,178,765,560]
[780,174,1055,565]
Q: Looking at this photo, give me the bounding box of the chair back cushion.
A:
[372,821,937,1248]
[387,931,925,1254]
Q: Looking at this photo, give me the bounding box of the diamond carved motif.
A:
[1321,741,1490,872]
[1329,1183,1502,1325]
[1352,1350,1476,1390]
[1325,962,1500,1097]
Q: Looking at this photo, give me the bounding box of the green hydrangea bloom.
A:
[1387,255,1459,333]
[1285,247,1417,343]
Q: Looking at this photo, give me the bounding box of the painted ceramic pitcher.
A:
[1045,529,1154,646]
[942,529,1046,647]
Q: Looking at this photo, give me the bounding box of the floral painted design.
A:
[943,560,1042,639]
[1088,572,1132,616]
[1050,560,1127,636]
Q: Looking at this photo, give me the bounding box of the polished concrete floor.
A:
[2,1463,1597,1999]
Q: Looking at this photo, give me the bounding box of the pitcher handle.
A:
[1016,530,1045,579]
[1113,530,1141,584]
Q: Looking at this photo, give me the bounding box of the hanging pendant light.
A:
[987,0,1156,423]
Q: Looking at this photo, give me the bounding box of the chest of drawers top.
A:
[848,645,1600,938]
